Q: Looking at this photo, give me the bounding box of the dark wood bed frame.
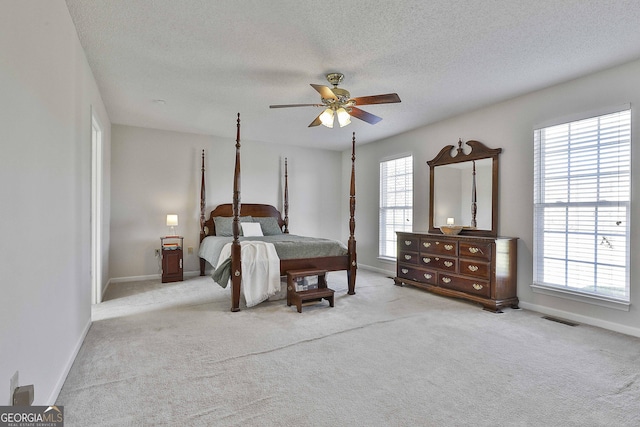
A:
[199,113,357,311]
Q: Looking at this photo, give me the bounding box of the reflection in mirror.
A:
[433,158,492,229]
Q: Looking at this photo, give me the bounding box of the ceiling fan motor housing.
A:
[322,88,353,111]
[320,74,352,110]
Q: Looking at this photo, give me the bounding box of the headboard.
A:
[202,203,286,237]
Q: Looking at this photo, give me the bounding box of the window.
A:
[533,108,630,302]
[379,155,413,259]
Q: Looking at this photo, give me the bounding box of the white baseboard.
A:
[110,267,393,285]
[108,270,202,285]
[358,263,395,277]
[358,263,640,338]
[109,273,160,283]
[102,271,204,300]
[47,318,91,405]
[519,301,640,338]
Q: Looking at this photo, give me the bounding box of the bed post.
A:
[231,113,242,312]
[471,160,477,229]
[200,149,206,276]
[348,132,357,295]
[283,157,289,233]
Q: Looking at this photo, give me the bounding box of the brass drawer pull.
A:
[444,244,453,251]
[404,254,412,260]
[422,257,431,263]
[401,268,409,274]
[444,261,453,267]
[424,273,432,280]
[468,265,479,272]
[423,242,431,248]
[405,240,412,246]
[441,277,451,284]
[468,247,480,254]
[472,283,483,291]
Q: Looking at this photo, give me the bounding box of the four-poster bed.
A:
[199,114,357,311]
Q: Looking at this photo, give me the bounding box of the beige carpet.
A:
[57,270,640,426]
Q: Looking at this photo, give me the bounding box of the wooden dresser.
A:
[394,231,518,312]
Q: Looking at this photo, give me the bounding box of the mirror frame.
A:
[428,139,501,237]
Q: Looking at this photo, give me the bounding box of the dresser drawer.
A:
[397,266,437,285]
[459,241,492,260]
[438,274,491,298]
[397,235,419,251]
[419,255,457,273]
[420,238,458,256]
[459,259,491,279]
[398,250,419,265]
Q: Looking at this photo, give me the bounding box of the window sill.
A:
[377,256,396,264]
[530,283,630,311]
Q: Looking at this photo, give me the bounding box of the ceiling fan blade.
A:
[310,84,338,100]
[349,107,383,125]
[308,113,323,127]
[270,103,323,108]
[351,93,401,106]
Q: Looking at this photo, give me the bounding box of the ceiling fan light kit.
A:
[318,106,351,128]
[319,108,334,128]
[269,72,401,128]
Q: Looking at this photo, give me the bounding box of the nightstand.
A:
[161,236,183,283]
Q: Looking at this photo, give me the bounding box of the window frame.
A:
[532,106,631,310]
[379,154,414,261]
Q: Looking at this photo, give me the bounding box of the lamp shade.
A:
[166,214,178,227]
[319,108,334,128]
[336,107,351,127]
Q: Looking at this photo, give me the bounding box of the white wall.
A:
[110,124,343,279]
[0,1,111,405]
[346,58,640,337]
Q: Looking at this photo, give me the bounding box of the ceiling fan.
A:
[269,73,401,128]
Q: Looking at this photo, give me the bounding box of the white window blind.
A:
[379,155,413,259]
[533,108,631,301]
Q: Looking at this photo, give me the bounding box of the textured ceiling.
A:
[65,0,640,150]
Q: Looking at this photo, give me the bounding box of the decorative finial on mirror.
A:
[457,138,464,155]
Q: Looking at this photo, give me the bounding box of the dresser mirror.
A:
[427,139,501,237]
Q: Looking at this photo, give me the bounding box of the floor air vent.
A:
[542,316,579,327]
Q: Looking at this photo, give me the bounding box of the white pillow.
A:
[241,222,263,237]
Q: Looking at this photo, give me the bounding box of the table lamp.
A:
[166,214,178,236]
